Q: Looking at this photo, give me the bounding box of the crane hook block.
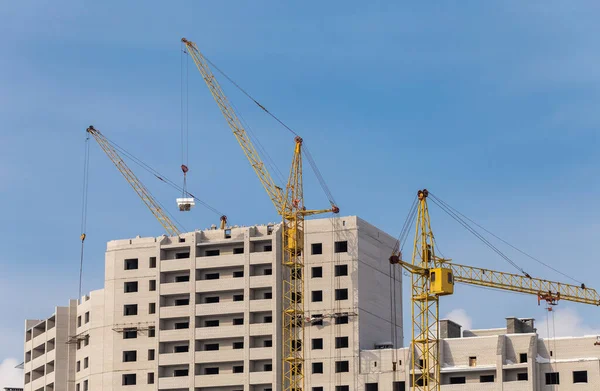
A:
[181,165,189,174]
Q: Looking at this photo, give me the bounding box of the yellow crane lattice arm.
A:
[86,126,181,237]
[447,261,600,306]
[182,38,285,215]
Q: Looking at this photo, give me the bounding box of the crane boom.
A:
[448,262,600,306]
[181,38,286,215]
[86,126,181,237]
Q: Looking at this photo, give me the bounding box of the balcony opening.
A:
[204,320,219,327]
[174,345,189,353]
[310,314,324,326]
[174,368,189,377]
[175,252,190,259]
[124,281,138,293]
[335,264,348,276]
[233,365,244,373]
[233,318,244,325]
[124,258,138,270]
[149,303,156,314]
[449,377,466,384]
[205,272,220,280]
[175,298,190,306]
[334,241,348,253]
[264,292,272,299]
[335,313,349,324]
[233,270,244,278]
[205,367,219,375]
[233,294,244,302]
[312,267,323,278]
[205,297,220,304]
[123,328,137,339]
[264,316,272,323]
[264,340,272,347]
[365,383,378,391]
[312,290,323,302]
[233,247,244,254]
[545,372,559,385]
[335,336,349,349]
[312,362,323,374]
[573,371,588,383]
[123,304,138,316]
[149,257,157,268]
[122,374,136,386]
[335,288,348,300]
[175,322,189,329]
[517,372,528,381]
[335,361,349,373]
[264,363,272,371]
[312,338,323,350]
[392,381,405,391]
[264,245,272,252]
[122,350,137,362]
[148,349,155,360]
[480,375,494,383]
[519,353,528,363]
[233,341,244,349]
[311,243,323,255]
[205,343,219,351]
[175,275,190,282]
[147,372,154,384]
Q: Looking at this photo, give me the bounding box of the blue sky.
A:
[1,1,599,379]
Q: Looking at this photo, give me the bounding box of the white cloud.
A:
[537,307,600,338]
[445,308,473,331]
[0,358,23,388]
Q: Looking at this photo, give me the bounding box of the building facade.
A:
[357,317,600,391]
[24,215,600,391]
[23,216,402,391]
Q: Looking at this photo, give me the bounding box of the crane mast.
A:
[391,189,599,391]
[182,38,338,391]
[86,126,181,237]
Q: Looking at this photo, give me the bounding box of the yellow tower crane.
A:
[86,125,182,237]
[390,189,600,391]
[181,38,339,391]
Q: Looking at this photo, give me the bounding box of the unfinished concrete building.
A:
[23,216,402,391]
[23,215,600,390]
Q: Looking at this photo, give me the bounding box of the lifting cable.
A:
[428,192,583,285]
[101,134,226,218]
[79,133,91,299]
[202,55,337,207]
[181,42,190,196]
[427,193,529,276]
[391,196,419,257]
[389,195,418,367]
